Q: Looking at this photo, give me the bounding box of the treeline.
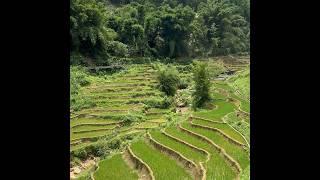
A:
[71,0,249,65]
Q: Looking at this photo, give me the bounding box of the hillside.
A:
[70,56,250,180]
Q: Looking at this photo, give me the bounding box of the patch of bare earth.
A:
[70,157,97,179]
[176,107,189,114]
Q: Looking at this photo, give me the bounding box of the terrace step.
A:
[130,140,192,180]
[165,126,237,180]
[181,122,249,170]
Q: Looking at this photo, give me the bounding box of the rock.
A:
[73,167,81,174]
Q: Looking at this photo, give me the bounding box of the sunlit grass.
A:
[94,154,138,180]
[192,119,246,144]
[181,122,249,169]
[150,130,206,162]
[131,140,192,180]
[165,126,236,180]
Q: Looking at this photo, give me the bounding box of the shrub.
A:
[106,41,129,57]
[143,96,173,109]
[156,65,180,96]
[177,78,189,89]
[86,141,110,157]
[143,97,163,108]
[161,96,173,108]
[70,53,85,65]
[72,148,88,161]
[121,112,143,125]
[107,138,121,150]
[192,61,212,109]
[70,66,90,91]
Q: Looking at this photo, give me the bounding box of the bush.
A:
[70,66,90,91]
[143,96,173,109]
[70,53,85,65]
[106,41,129,57]
[121,112,143,125]
[177,78,189,89]
[156,65,180,96]
[86,141,110,157]
[107,138,121,150]
[161,96,173,108]
[72,148,88,161]
[143,97,163,108]
[192,61,211,109]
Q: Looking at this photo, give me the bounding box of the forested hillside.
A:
[70,0,250,65]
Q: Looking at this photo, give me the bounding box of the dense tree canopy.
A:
[70,0,250,64]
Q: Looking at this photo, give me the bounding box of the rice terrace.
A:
[70,0,250,179]
[70,56,250,180]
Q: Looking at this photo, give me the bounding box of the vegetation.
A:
[70,58,250,179]
[192,118,247,144]
[70,0,250,178]
[181,122,249,169]
[165,126,237,180]
[131,140,192,180]
[70,0,249,65]
[150,130,207,162]
[192,61,211,108]
[156,64,180,96]
[94,154,139,180]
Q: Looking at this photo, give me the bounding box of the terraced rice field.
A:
[193,99,236,121]
[181,122,250,169]
[70,65,166,151]
[94,154,139,180]
[130,140,192,180]
[191,118,247,144]
[70,57,250,180]
[165,126,237,180]
[150,130,207,163]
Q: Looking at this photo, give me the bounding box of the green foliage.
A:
[143,96,173,109]
[70,66,95,111]
[192,62,211,108]
[121,112,143,125]
[71,0,249,61]
[156,64,179,96]
[131,140,192,180]
[93,154,139,180]
[177,77,189,89]
[72,148,88,161]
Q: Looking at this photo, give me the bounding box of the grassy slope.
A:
[192,119,246,144]
[131,140,192,180]
[193,99,236,120]
[150,130,206,162]
[165,126,236,180]
[94,154,138,180]
[182,122,249,169]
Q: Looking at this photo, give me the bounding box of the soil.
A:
[176,107,189,114]
[70,158,96,179]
